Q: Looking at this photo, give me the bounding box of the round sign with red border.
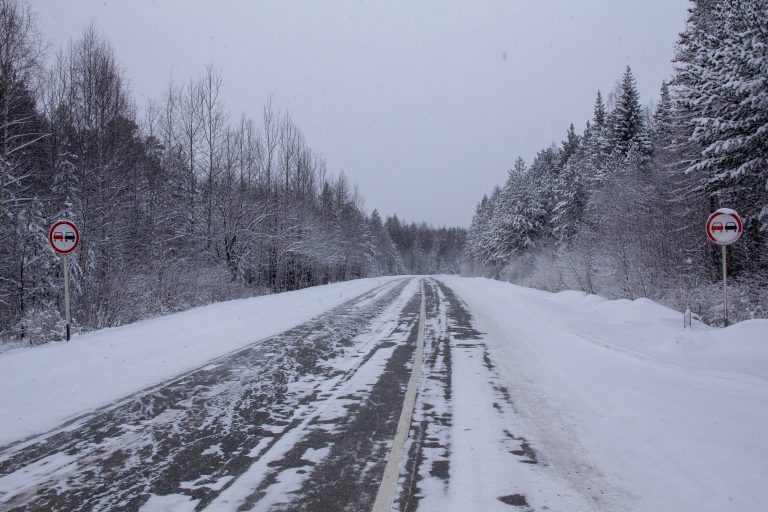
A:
[706,208,743,245]
[49,220,80,254]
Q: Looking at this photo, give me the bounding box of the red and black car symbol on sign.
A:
[52,231,75,242]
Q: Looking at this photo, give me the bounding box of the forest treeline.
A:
[0,0,465,344]
[464,0,768,323]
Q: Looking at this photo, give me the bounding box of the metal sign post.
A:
[721,245,728,327]
[705,208,743,327]
[63,254,71,340]
[49,220,80,341]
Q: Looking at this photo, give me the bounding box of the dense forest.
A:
[0,0,465,345]
[4,0,765,344]
[467,0,768,321]
[464,0,768,324]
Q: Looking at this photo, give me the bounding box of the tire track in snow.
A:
[395,279,543,512]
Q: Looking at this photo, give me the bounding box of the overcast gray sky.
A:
[31,0,691,227]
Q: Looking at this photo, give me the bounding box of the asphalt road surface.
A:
[0,278,538,512]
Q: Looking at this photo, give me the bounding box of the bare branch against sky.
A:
[31,0,690,226]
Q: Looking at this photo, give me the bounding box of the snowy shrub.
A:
[10,307,66,346]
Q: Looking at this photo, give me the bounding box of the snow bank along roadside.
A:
[0,277,404,447]
[440,276,768,512]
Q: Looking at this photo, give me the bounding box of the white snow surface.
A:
[440,276,768,512]
[139,493,200,511]
[0,277,402,447]
[2,275,766,511]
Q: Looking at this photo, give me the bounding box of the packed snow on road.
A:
[0,276,766,511]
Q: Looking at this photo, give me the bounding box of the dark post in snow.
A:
[49,220,80,341]
[705,208,743,327]
[63,254,71,340]
[721,245,727,326]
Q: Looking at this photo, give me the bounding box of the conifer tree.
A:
[560,123,581,168]
[593,90,607,128]
[674,0,768,233]
[491,158,546,260]
[651,81,675,151]
[608,66,652,158]
[584,91,611,181]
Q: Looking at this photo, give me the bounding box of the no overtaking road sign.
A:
[706,208,743,245]
[49,219,80,254]
[49,219,79,341]
[705,208,743,327]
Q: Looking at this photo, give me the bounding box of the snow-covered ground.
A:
[440,276,768,512]
[1,275,766,511]
[0,276,402,447]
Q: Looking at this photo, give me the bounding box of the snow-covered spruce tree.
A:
[593,91,608,132]
[651,82,675,152]
[552,143,587,246]
[490,157,546,265]
[465,193,495,270]
[673,0,768,277]
[478,191,501,267]
[583,91,612,185]
[607,66,652,160]
[526,145,563,243]
[560,123,581,168]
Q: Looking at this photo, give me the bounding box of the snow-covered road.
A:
[1,276,766,511]
[441,277,768,512]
